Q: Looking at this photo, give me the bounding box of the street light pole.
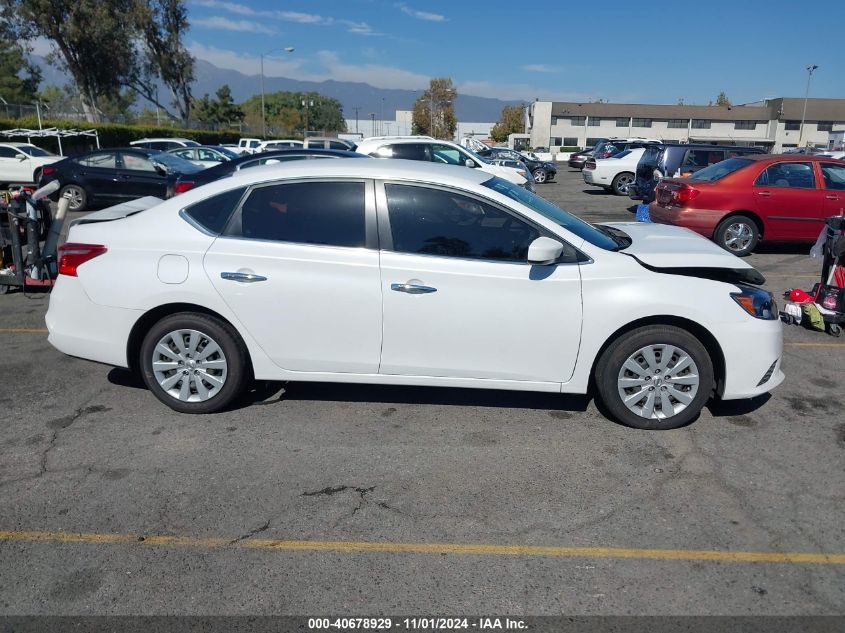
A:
[260,46,295,138]
[798,64,818,147]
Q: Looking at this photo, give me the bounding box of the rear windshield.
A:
[149,151,202,173]
[482,177,619,251]
[687,157,753,182]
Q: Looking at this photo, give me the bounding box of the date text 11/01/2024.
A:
[307,617,528,630]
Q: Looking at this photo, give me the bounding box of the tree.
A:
[490,105,525,143]
[0,40,41,103]
[412,78,457,139]
[715,91,731,107]
[194,84,244,129]
[241,91,345,137]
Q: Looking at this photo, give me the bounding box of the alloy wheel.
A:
[616,344,700,420]
[722,222,754,252]
[151,329,228,402]
[534,169,547,183]
[64,186,85,211]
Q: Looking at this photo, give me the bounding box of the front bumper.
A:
[648,204,728,239]
[719,316,784,399]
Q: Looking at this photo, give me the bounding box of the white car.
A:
[234,138,262,155]
[819,151,845,160]
[46,161,783,429]
[257,140,304,153]
[168,146,238,168]
[583,147,646,195]
[0,142,62,185]
[355,137,531,190]
[129,138,200,151]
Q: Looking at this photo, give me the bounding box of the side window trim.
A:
[374,180,584,265]
[219,178,377,250]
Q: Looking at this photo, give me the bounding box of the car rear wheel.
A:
[611,172,635,196]
[533,168,547,184]
[595,325,714,430]
[714,215,759,257]
[140,312,249,414]
[60,184,87,212]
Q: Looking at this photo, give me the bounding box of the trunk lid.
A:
[70,196,164,226]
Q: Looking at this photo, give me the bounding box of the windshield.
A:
[212,146,239,159]
[149,151,202,173]
[16,144,54,157]
[687,157,753,182]
[459,145,489,165]
[482,177,620,251]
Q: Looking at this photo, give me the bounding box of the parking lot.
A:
[1,166,843,616]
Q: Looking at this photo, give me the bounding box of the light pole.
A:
[353,106,360,134]
[301,98,314,137]
[370,113,376,137]
[798,64,818,147]
[260,46,295,138]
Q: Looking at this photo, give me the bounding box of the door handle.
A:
[391,283,437,294]
[757,191,772,197]
[826,194,840,201]
[221,272,267,283]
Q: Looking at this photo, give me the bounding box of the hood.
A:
[604,221,765,285]
[488,162,528,184]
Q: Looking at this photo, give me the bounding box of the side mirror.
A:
[527,236,564,265]
[15,153,27,161]
[464,159,477,168]
[152,162,167,176]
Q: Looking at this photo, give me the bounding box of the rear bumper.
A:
[46,276,142,368]
[648,204,728,239]
[719,317,784,399]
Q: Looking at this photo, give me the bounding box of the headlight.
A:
[731,287,778,320]
[517,170,526,177]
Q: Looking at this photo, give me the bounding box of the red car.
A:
[649,155,845,256]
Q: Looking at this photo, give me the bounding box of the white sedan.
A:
[46,161,783,429]
[0,142,61,185]
[583,147,645,195]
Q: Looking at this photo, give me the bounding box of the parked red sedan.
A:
[649,155,845,256]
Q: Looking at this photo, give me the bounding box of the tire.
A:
[611,172,635,196]
[60,184,87,212]
[533,168,548,184]
[595,325,714,430]
[714,214,759,257]
[33,168,42,184]
[139,312,249,414]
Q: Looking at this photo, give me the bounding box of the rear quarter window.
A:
[182,187,247,235]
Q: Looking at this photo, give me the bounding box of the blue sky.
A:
[185,0,844,104]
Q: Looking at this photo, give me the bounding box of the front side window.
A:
[755,162,816,188]
[821,163,845,190]
[385,183,540,262]
[183,187,246,234]
[198,148,221,161]
[225,181,365,248]
[172,149,194,159]
[431,144,464,165]
[122,153,156,172]
[0,146,18,158]
[15,144,53,157]
[77,152,118,169]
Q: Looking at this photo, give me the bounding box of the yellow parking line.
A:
[0,327,47,333]
[0,529,842,565]
[785,342,845,348]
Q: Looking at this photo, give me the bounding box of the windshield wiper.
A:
[593,224,630,251]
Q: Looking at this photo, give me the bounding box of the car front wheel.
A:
[595,325,714,429]
[714,215,759,257]
[533,168,547,184]
[140,312,249,414]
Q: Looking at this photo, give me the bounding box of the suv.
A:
[129,138,200,151]
[355,137,532,189]
[592,137,660,160]
[629,144,766,203]
[476,147,557,184]
[304,137,358,151]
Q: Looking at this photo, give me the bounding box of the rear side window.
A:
[148,141,174,151]
[76,152,118,168]
[682,150,726,171]
[225,181,365,247]
[329,141,349,150]
[687,158,753,182]
[183,187,246,235]
[374,144,427,161]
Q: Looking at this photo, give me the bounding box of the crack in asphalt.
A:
[38,404,111,478]
[229,519,271,544]
[301,485,403,524]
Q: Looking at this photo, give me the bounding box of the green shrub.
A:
[558,146,581,152]
[0,117,241,155]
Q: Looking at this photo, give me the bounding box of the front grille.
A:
[756,359,779,387]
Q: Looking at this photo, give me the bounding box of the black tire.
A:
[533,168,548,184]
[714,214,759,257]
[139,312,249,414]
[611,172,635,196]
[828,324,842,338]
[60,184,88,212]
[594,325,714,430]
[33,168,42,184]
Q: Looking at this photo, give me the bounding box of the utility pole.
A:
[260,46,295,138]
[302,98,314,138]
[798,64,818,147]
[353,106,360,134]
[370,112,376,137]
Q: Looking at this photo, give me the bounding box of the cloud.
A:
[457,80,595,103]
[522,64,559,73]
[188,42,302,77]
[396,3,447,21]
[27,37,53,57]
[193,16,276,34]
[191,0,378,34]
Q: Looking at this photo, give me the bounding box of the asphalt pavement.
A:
[0,167,843,617]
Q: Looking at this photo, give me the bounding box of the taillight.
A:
[174,181,195,194]
[673,185,701,205]
[585,160,596,170]
[41,166,57,177]
[58,243,107,276]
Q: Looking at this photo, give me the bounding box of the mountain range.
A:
[34,56,520,123]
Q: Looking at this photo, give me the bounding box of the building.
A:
[343,109,495,143]
[528,98,845,152]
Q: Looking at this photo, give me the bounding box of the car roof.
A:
[2,142,37,147]
[744,154,836,163]
[130,137,193,143]
[659,143,765,151]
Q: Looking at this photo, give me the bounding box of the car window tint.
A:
[122,153,156,171]
[0,146,18,158]
[682,150,725,170]
[173,149,193,159]
[431,145,464,165]
[227,181,365,247]
[328,141,348,150]
[821,163,845,191]
[198,149,218,161]
[77,152,118,169]
[375,144,427,160]
[755,162,816,188]
[147,142,172,151]
[385,184,540,262]
[183,187,246,235]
